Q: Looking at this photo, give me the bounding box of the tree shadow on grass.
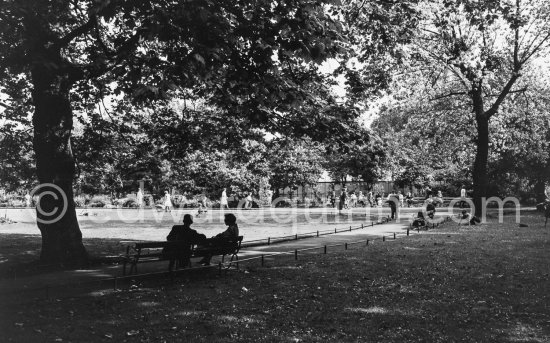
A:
[0,234,133,279]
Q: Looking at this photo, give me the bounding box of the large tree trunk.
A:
[472,113,489,218]
[31,67,88,268]
[471,86,489,218]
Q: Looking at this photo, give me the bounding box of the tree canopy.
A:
[0,0,393,266]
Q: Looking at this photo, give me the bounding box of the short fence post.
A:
[407,226,410,236]
[335,228,337,233]
[268,237,271,245]
[362,223,364,229]
[366,239,369,246]
[349,226,352,232]
[393,233,396,240]
[295,234,298,240]
[383,236,385,242]
[324,245,327,254]
[345,243,348,250]
[294,249,298,260]
[317,231,319,237]
[372,221,374,226]
[261,254,264,267]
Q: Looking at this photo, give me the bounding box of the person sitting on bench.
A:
[426,199,436,219]
[164,214,205,270]
[412,211,426,228]
[199,213,239,266]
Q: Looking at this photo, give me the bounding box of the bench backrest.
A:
[134,236,243,251]
[135,240,196,250]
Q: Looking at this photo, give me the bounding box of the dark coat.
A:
[167,224,205,243]
[164,225,206,256]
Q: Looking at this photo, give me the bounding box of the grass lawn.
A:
[1,213,549,342]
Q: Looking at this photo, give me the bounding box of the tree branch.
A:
[55,14,96,49]
[485,72,520,118]
[513,0,520,68]
[94,17,116,58]
[431,91,467,101]
[485,87,527,97]
[520,31,550,64]
[0,102,13,109]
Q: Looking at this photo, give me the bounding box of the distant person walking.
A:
[24,192,31,207]
[244,192,253,209]
[339,187,348,212]
[164,191,172,212]
[367,191,374,207]
[434,190,443,207]
[136,188,144,208]
[330,190,336,208]
[460,185,467,208]
[220,188,229,209]
[197,194,208,216]
[357,191,365,207]
[350,192,357,208]
[387,190,399,220]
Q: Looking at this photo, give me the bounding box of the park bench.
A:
[123,236,243,275]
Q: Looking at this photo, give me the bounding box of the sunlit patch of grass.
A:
[176,310,205,317]
[507,322,547,342]
[346,306,389,314]
[218,315,261,323]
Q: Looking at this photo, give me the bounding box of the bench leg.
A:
[226,254,239,270]
[129,256,139,275]
[130,262,136,275]
[123,246,130,276]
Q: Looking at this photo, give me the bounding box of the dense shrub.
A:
[73,195,88,207]
[90,195,111,205]
[89,200,105,208]
[273,197,294,208]
[123,198,138,208]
